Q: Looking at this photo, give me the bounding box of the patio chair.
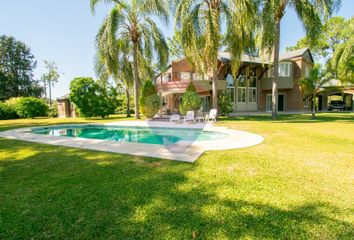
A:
[183,111,195,123]
[195,111,205,123]
[170,114,181,123]
[205,109,217,122]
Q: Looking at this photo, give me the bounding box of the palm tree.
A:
[41,60,60,106]
[257,0,341,119]
[331,17,354,83]
[174,0,258,110]
[300,64,337,119]
[91,0,169,119]
[95,44,132,117]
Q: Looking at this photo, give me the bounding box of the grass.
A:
[0,113,353,239]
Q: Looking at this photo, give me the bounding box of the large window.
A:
[248,88,257,103]
[237,75,246,103]
[248,75,257,103]
[268,62,292,77]
[162,73,171,82]
[226,87,235,102]
[192,72,204,81]
[304,65,310,78]
[179,72,191,80]
[279,62,291,77]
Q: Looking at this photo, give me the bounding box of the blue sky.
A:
[0,0,352,99]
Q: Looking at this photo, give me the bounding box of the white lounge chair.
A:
[170,114,181,123]
[205,109,217,122]
[183,111,195,123]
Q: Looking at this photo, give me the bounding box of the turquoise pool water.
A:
[32,125,228,145]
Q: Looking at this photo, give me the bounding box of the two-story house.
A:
[155,48,314,114]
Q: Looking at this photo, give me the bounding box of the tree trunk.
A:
[312,93,316,119]
[43,80,47,100]
[48,80,52,106]
[125,88,131,117]
[272,19,281,120]
[212,68,218,111]
[132,42,140,119]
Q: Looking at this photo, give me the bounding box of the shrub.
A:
[140,80,160,118]
[179,83,202,115]
[5,97,21,110]
[0,102,18,119]
[69,77,118,118]
[4,97,20,119]
[48,102,58,118]
[219,92,233,116]
[15,97,48,118]
[142,94,160,118]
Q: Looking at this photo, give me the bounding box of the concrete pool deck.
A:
[0,121,264,162]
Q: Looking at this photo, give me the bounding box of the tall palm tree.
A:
[257,0,341,119]
[331,17,354,83]
[95,40,132,117]
[174,0,258,110]
[91,0,169,119]
[41,60,60,106]
[300,64,338,119]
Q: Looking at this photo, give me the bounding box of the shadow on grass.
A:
[1,138,353,239]
[219,112,354,124]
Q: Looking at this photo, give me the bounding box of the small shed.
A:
[57,94,79,118]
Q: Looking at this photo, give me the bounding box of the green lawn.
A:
[0,113,353,239]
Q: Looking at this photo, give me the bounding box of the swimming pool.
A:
[32,125,229,145]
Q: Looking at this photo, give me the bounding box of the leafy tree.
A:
[41,60,60,105]
[286,17,351,63]
[69,77,118,118]
[299,64,338,119]
[140,80,160,118]
[179,82,201,115]
[95,37,153,118]
[174,0,257,111]
[15,97,49,118]
[257,0,341,119]
[331,18,354,83]
[48,101,59,118]
[0,102,18,119]
[218,92,233,116]
[0,35,42,100]
[91,0,169,119]
[167,31,184,59]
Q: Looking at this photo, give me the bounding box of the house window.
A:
[268,62,292,77]
[226,87,235,102]
[279,62,291,77]
[179,72,191,80]
[248,88,257,103]
[238,88,246,103]
[192,73,204,81]
[248,76,257,103]
[304,65,310,78]
[237,75,246,103]
[162,73,171,82]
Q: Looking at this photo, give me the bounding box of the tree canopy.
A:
[69,77,118,118]
[92,0,169,119]
[0,35,42,101]
[174,0,257,110]
[287,16,353,83]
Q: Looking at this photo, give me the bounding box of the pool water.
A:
[32,125,228,145]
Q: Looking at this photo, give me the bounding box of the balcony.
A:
[260,76,294,90]
[156,72,226,93]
